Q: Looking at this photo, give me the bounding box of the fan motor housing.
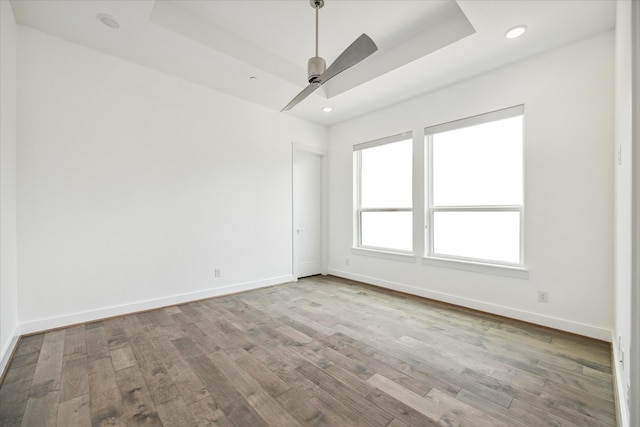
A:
[308,56,326,84]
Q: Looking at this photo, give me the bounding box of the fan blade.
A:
[281,83,322,112]
[321,33,377,83]
[281,34,377,112]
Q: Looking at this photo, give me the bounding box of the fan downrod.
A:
[307,0,326,84]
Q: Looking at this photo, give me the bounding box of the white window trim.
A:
[424,105,526,271]
[351,247,417,263]
[421,256,529,279]
[425,105,524,135]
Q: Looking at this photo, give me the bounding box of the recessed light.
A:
[97,13,120,29]
[505,25,527,39]
[322,107,332,113]
[249,76,257,81]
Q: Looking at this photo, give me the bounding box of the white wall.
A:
[16,26,328,332]
[0,0,20,371]
[614,0,637,425]
[328,32,614,341]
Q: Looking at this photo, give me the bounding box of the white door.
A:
[293,148,323,278]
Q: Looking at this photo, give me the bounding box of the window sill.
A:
[422,256,529,279]
[351,247,417,263]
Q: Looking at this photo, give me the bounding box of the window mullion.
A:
[360,207,412,212]
[356,150,363,247]
[431,205,523,212]
[413,132,425,258]
[426,134,434,257]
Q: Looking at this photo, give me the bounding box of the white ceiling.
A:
[10,0,616,127]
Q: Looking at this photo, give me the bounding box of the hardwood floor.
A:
[0,275,616,426]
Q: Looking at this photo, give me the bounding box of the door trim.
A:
[630,1,640,424]
[292,143,328,279]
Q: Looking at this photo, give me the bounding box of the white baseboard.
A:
[612,331,630,427]
[19,275,294,335]
[0,324,21,379]
[329,269,612,342]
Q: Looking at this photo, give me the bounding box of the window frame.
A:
[354,131,413,255]
[424,105,525,268]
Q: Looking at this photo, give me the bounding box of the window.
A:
[425,106,524,266]
[354,133,412,253]
[351,106,525,273]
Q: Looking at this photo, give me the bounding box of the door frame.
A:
[292,143,328,279]
[630,1,639,424]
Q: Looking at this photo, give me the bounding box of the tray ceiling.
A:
[10,0,615,126]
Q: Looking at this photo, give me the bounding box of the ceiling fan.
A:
[281,0,378,112]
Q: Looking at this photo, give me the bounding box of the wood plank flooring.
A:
[0,275,616,426]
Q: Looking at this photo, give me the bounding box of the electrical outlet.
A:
[214,268,221,278]
[618,335,624,368]
[627,383,630,408]
[538,291,549,303]
[617,144,622,165]
[345,258,350,266]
